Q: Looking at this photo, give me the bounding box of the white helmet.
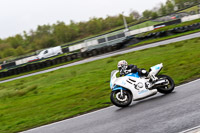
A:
[117,60,128,70]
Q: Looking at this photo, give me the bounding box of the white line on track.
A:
[179,125,200,133]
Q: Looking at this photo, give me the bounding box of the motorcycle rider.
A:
[117,60,148,77]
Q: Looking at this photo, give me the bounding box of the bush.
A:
[15,46,25,56]
[2,48,16,58]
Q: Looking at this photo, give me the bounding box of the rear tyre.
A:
[110,90,132,107]
[156,75,175,94]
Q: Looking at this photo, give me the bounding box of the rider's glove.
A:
[124,69,131,74]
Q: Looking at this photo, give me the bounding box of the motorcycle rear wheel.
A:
[156,75,175,94]
[110,90,132,107]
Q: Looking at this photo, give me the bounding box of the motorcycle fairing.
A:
[126,72,140,78]
[112,85,127,91]
[110,70,157,100]
[149,63,163,76]
[110,70,119,89]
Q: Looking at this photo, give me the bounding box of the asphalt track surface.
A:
[22,79,200,133]
[1,32,200,84]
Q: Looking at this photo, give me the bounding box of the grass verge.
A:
[0,58,82,82]
[0,37,200,133]
[129,21,162,30]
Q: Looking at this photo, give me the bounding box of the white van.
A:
[37,46,63,59]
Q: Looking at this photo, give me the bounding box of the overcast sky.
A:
[0,0,167,39]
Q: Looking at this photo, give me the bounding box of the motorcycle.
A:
[110,63,175,107]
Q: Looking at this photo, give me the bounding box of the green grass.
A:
[0,37,200,133]
[0,58,82,82]
[179,5,198,13]
[129,21,162,30]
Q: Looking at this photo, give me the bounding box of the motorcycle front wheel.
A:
[110,90,132,107]
[156,75,175,94]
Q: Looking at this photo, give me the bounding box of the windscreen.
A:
[110,70,118,79]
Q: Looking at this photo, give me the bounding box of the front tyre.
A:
[156,75,175,94]
[110,90,132,107]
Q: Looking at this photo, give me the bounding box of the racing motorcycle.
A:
[110,63,175,107]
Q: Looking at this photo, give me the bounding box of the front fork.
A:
[120,89,124,97]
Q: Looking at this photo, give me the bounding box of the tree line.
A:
[0,0,198,61]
